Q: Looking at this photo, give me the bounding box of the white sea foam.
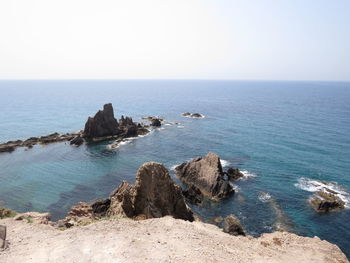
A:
[239,170,257,180]
[220,159,231,167]
[258,192,272,203]
[177,125,185,128]
[106,129,151,150]
[295,177,350,207]
[170,164,179,171]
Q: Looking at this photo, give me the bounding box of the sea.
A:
[0,80,349,256]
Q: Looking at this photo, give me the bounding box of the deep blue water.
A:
[0,80,349,257]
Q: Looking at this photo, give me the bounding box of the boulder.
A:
[223,215,245,236]
[310,191,345,212]
[0,225,6,249]
[191,113,203,118]
[175,152,234,200]
[150,118,162,127]
[83,103,120,139]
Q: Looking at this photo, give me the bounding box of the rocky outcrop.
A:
[182,112,204,118]
[176,152,234,201]
[310,191,345,212]
[59,162,194,227]
[0,132,82,153]
[83,103,120,139]
[83,104,149,142]
[150,118,162,127]
[223,215,245,236]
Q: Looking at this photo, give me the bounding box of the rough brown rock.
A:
[225,167,244,180]
[61,162,194,227]
[223,214,245,236]
[176,152,234,200]
[310,191,345,212]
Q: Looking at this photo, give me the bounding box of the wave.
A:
[106,129,151,150]
[258,192,272,203]
[239,170,257,180]
[295,177,350,207]
[220,159,231,167]
[177,125,185,128]
[170,164,179,171]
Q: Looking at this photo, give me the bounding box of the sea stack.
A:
[83,103,120,139]
[175,152,234,201]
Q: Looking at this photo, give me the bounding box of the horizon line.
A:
[0,78,350,83]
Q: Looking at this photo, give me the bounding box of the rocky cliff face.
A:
[59,162,193,227]
[176,152,234,200]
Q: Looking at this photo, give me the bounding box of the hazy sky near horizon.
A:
[0,0,349,81]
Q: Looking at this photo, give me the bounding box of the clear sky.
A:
[0,0,349,81]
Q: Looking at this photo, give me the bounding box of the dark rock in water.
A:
[150,118,162,127]
[182,185,203,205]
[70,136,84,146]
[109,162,194,221]
[0,225,6,249]
[176,152,234,200]
[182,112,203,118]
[223,215,245,236]
[225,168,244,181]
[124,125,138,137]
[0,145,15,153]
[310,191,345,212]
[83,103,120,139]
[191,113,203,118]
[60,162,194,227]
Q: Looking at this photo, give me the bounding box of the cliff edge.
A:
[0,216,348,263]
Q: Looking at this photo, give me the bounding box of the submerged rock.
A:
[223,214,245,236]
[310,191,345,212]
[83,103,120,139]
[176,152,234,200]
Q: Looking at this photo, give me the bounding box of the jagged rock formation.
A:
[223,214,245,236]
[175,152,234,201]
[59,162,194,227]
[310,191,345,212]
[83,103,120,139]
[83,103,149,141]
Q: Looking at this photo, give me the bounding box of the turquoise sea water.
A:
[0,80,349,256]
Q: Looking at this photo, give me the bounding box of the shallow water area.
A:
[0,80,349,257]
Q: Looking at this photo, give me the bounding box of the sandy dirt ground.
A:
[0,216,348,263]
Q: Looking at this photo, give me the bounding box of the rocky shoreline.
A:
[0,103,150,153]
